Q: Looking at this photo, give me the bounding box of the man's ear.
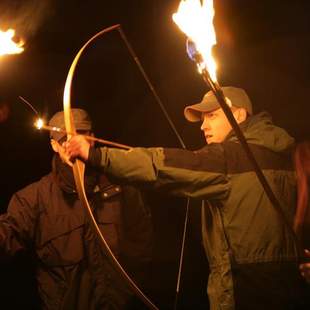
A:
[235,108,247,124]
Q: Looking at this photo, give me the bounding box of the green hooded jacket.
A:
[90,112,308,309]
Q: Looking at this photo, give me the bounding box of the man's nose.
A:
[201,117,210,131]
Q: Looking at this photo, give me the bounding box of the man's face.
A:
[200,108,241,144]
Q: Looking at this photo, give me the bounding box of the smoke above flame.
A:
[0,0,54,39]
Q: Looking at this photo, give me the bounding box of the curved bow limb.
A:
[63,24,158,310]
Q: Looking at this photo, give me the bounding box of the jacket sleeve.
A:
[91,144,230,200]
[0,183,39,256]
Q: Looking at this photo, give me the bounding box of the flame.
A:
[0,28,24,56]
[173,0,217,81]
[35,118,44,129]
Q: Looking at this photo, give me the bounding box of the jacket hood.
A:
[227,112,295,153]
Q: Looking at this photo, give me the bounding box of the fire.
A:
[0,28,24,56]
[173,0,217,81]
[35,118,44,129]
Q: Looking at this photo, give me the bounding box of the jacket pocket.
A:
[36,214,85,267]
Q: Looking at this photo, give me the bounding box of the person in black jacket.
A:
[0,108,153,310]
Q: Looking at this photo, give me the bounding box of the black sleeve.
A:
[88,147,102,168]
[0,182,40,257]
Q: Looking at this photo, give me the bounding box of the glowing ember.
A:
[35,118,44,129]
[173,0,217,81]
[0,28,24,56]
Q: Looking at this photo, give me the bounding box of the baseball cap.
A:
[184,86,253,122]
[48,108,92,142]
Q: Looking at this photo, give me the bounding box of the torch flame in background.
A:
[173,0,217,81]
[35,118,44,129]
[0,28,24,56]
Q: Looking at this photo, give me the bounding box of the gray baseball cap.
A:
[48,108,92,142]
[184,86,253,122]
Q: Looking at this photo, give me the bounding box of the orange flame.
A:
[173,0,217,81]
[0,28,24,56]
[35,118,44,129]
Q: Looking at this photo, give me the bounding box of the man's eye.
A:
[207,113,215,119]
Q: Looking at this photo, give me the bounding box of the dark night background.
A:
[0,0,310,309]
